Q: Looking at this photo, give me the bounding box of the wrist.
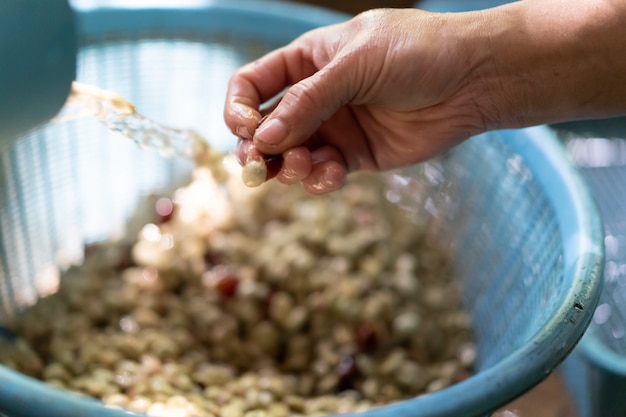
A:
[466,0,626,129]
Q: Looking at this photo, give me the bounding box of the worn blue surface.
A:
[559,126,626,417]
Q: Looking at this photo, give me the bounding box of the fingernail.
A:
[236,125,253,140]
[231,102,256,120]
[236,138,250,164]
[255,118,287,146]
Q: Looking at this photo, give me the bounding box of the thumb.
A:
[253,62,354,154]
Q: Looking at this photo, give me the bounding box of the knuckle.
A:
[285,80,318,108]
[281,79,326,121]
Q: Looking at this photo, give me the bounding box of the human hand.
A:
[224,1,626,194]
[224,8,487,194]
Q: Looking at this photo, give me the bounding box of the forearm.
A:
[464,0,626,129]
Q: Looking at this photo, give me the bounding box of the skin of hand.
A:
[224,0,626,195]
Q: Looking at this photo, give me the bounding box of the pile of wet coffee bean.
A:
[0,168,474,417]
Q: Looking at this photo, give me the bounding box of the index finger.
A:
[223,40,320,140]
